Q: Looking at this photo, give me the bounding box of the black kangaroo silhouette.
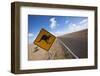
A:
[38,35,51,44]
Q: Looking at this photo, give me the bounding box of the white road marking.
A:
[58,39,79,59]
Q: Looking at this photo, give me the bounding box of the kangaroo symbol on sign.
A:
[38,35,51,44]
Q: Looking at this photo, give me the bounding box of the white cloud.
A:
[49,17,57,29]
[28,33,34,37]
[28,33,35,44]
[54,31,68,36]
[50,19,88,36]
[79,19,88,25]
[65,19,88,33]
[65,20,69,24]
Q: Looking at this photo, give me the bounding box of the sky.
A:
[28,15,88,44]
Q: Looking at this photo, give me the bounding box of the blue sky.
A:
[28,15,88,44]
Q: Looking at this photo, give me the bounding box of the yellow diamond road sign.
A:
[34,28,56,51]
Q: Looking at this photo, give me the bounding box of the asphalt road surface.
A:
[58,29,88,58]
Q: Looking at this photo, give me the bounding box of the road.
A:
[58,29,88,58]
